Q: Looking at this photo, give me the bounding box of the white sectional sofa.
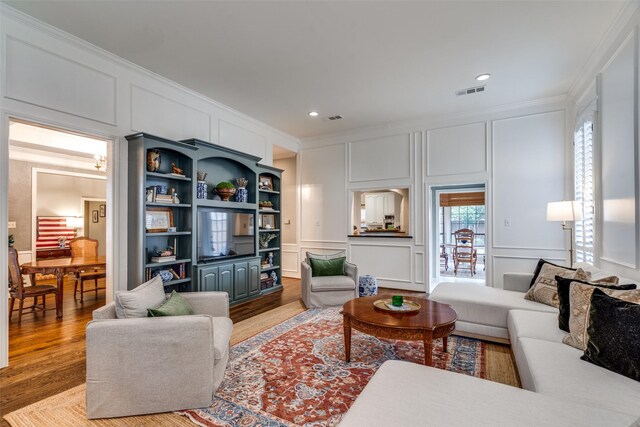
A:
[340,263,640,426]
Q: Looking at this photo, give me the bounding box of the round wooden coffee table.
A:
[340,296,457,366]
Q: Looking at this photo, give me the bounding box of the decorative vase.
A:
[235,187,248,203]
[216,188,236,201]
[146,150,161,172]
[260,241,269,249]
[270,271,278,283]
[268,252,274,267]
[358,275,378,297]
[196,181,208,199]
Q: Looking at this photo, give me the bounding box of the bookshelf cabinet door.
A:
[218,264,233,297]
[249,258,261,295]
[233,262,249,300]
[198,266,218,292]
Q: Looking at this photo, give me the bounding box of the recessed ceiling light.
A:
[475,73,491,81]
[308,111,319,117]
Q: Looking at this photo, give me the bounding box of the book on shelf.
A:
[151,255,176,263]
[170,173,186,178]
[154,194,174,203]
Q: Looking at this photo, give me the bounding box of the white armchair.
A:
[86,291,232,419]
[301,252,358,308]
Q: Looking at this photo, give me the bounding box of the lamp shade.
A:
[546,201,583,222]
[67,216,84,229]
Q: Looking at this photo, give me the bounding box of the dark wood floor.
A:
[0,276,303,425]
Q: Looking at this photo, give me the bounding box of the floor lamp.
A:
[546,201,583,267]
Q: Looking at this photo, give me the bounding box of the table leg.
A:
[343,315,351,363]
[424,333,433,366]
[443,336,448,352]
[55,269,64,318]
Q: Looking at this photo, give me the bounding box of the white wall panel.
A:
[492,255,564,289]
[600,31,638,268]
[219,119,267,161]
[131,85,210,141]
[427,122,486,176]
[414,251,424,284]
[349,134,411,182]
[282,243,300,278]
[300,145,346,243]
[350,243,412,284]
[5,37,116,125]
[492,111,566,250]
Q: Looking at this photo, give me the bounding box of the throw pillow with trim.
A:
[581,288,640,382]
[309,256,346,277]
[148,290,195,317]
[306,251,346,263]
[555,275,632,332]
[524,262,590,308]
[528,259,581,288]
[563,283,640,350]
[114,275,166,319]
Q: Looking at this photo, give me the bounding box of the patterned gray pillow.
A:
[524,264,590,307]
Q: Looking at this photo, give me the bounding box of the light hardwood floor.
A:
[1,276,519,426]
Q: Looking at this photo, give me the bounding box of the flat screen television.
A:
[197,209,255,262]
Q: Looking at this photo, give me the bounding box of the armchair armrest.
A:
[180,291,230,318]
[345,262,358,282]
[92,302,117,319]
[86,315,215,418]
[503,273,534,293]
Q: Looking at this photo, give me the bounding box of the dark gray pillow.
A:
[580,288,640,382]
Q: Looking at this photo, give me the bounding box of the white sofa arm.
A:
[503,273,534,293]
[181,291,230,318]
[345,261,358,283]
[86,315,215,418]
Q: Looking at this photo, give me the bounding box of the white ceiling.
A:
[6,1,625,139]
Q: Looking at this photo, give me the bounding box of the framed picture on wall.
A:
[145,207,174,233]
[99,204,106,217]
[92,211,99,223]
[259,175,273,191]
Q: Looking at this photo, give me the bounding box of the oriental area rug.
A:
[179,307,486,427]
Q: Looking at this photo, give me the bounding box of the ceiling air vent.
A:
[456,85,486,96]
[328,115,343,120]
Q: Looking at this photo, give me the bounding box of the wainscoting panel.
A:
[131,85,210,141]
[414,251,424,284]
[282,244,300,278]
[5,37,117,125]
[492,255,564,289]
[599,30,638,269]
[492,111,566,251]
[300,145,347,243]
[349,243,412,284]
[426,122,486,177]
[219,119,267,161]
[348,134,411,182]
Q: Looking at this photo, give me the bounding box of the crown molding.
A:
[0,4,300,146]
[302,94,568,145]
[567,0,640,102]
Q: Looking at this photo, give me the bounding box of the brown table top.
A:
[21,256,107,269]
[341,296,457,330]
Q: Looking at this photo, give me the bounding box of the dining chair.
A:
[453,229,477,276]
[440,244,449,271]
[69,237,106,302]
[8,247,59,324]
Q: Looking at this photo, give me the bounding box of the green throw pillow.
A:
[310,256,346,277]
[147,291,195,317]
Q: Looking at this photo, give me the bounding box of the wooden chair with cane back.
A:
[453,228,477,275]
[69,237,106,302]
[8,247,59,324]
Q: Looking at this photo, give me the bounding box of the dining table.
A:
[20,256,107,318]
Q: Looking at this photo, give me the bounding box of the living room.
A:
[1,1,639,426]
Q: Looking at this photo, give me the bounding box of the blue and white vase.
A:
[358,275,378,297]
[196,181,208,199]
[268,252,274,267]
[235,187,248,203]
[270,270,278,283]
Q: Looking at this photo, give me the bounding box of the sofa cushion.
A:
[339,360,637,427]
[524,262,590,308]
[564,283,640,350]
[147,291,195,317]
[581,289,640,382]
[430,283,557,330]
[114,275,166,319]
[515,337,640,417]
[556,276,631,332]
[309,256,346,277]
[507,310,566,349]
[310,275,355,292]
[212,317,233,362]
[574,262,636,285]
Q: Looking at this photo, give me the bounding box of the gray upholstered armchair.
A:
[301,251,358,308]
[86,291,232,419]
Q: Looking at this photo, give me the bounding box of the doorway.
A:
[272,145,299,279]
[431,184,486,289]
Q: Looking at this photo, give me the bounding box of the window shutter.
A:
[574,117,594,264]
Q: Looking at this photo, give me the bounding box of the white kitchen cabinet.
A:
[365,194,384,225]
[383,192,396,215]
